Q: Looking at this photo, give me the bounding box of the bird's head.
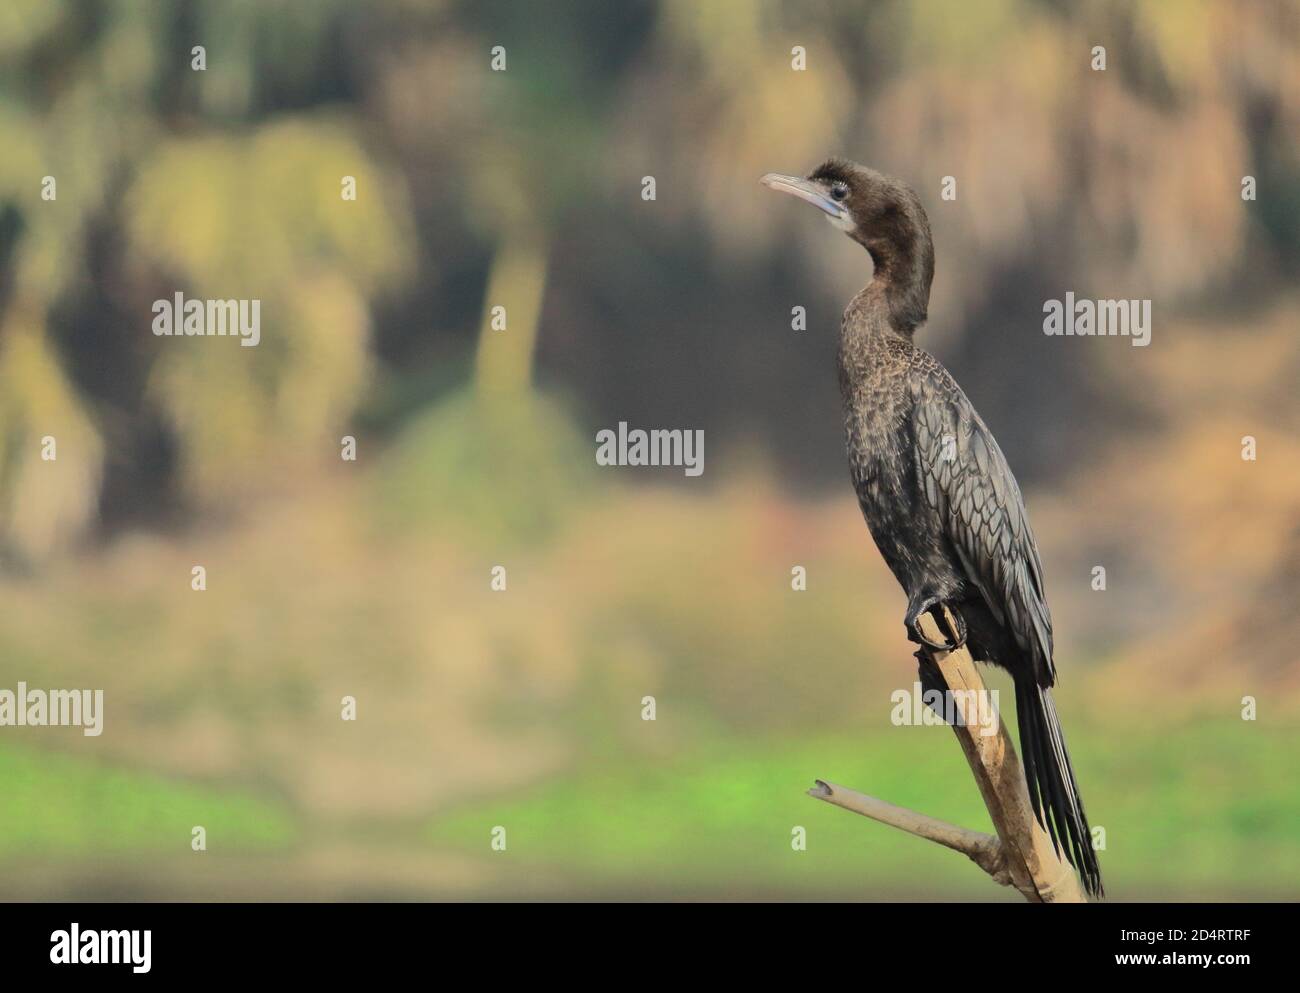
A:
[761,158,934,329]
[761,159,927,254]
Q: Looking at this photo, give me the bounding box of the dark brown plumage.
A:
[762,159,1102,897]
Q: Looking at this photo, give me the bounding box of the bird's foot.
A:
[904,595,967,652]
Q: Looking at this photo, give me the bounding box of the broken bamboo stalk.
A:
[808,607,1085,903]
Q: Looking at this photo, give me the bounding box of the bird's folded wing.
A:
[910,357,1056,687]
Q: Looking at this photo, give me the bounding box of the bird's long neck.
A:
[843,214,935,345]
[838,221,935,426]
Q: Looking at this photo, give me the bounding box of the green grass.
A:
[0,745,296,859]
[5,718,1294,899]
[426,720,1300,899]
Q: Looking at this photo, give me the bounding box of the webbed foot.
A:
[904,594,968,652]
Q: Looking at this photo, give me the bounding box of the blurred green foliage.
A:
[376,388,602,547]
[126,117,413,504]
[425,722,1300,899]
[0,744,293,858]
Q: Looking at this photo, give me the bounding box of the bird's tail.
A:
[1015,678,1103,898]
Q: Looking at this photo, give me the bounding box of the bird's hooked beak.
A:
[760,173,847,221]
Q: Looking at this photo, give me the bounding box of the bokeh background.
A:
[1,0,1298,900]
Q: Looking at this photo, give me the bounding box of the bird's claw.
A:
[904,596,967,652]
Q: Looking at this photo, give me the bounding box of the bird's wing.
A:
[910,354,1056,687]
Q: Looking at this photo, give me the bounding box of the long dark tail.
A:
[1015,678,1103,898]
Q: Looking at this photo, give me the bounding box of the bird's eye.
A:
[830,182,849,201]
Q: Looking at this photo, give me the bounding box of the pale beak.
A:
[760,173,846,220]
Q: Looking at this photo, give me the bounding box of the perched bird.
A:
[762,159,1102,897]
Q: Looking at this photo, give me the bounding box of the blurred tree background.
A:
[0,0,1297,899]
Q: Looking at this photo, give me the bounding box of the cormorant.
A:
[762,159,1102,898]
